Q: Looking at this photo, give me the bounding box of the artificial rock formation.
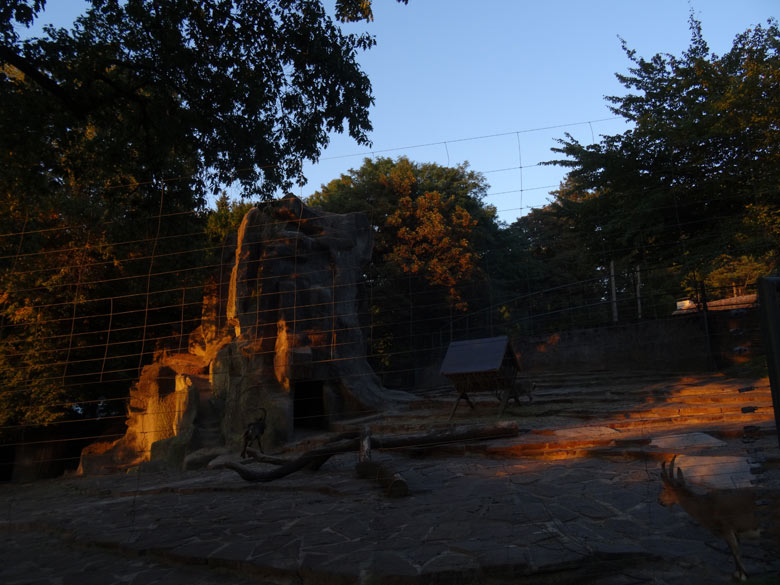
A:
[79,195,406,473]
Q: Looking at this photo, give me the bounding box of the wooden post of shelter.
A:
[440,335,522,420]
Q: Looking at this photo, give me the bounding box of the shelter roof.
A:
[440,335,516,376]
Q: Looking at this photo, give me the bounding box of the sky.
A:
[22,0,779,224]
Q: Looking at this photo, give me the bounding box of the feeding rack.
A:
[440,335,522,420]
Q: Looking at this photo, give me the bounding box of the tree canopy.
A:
[308,156,500,306]
[308,156,502,382]
[0,0,406,432]
[1,0,408,207]
[547,16,780,295]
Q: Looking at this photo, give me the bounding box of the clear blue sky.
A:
[23,1,779,223]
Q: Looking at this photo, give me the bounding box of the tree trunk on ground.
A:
[224,421,520,483]
[356,460,409,497]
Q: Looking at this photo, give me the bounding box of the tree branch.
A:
[0,46,84,115]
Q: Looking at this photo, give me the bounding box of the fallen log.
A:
[224,436,359,482]
[372,420,520,451]
[241,450,288,465]
[359,426,372,463]
[356,460,409,497]
[307,431,361,471]
[225,421,520,483]
[355,426,409,497]
[231,431,362,471]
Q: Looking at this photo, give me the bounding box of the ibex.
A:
[659,456,759,581]
[240,408,267,458]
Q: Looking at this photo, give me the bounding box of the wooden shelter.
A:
[440,335,522,419]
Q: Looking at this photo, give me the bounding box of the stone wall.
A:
[514,308,762,372]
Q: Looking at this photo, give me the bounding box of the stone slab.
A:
[650,432,726,450]
[669,454,756,489]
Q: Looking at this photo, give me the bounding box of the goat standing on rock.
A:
[241,408,267,458]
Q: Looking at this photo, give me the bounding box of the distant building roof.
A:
[440,335,517,376]
[673,294,757,315]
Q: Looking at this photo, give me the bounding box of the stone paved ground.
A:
[2,373,779,585]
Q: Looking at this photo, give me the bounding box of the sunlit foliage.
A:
[309,156,499,384]
[386,191,477,310]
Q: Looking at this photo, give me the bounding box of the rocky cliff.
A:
[79,195,406,473]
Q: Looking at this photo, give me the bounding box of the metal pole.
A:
[758,277,780,450]
[700,281,716,371]
[635,265,642,320]
[610,259,618,323]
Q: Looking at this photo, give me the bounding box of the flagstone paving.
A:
[1,372,778,585]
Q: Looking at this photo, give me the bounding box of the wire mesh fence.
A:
[0,201,774,482]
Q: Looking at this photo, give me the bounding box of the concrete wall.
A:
[514,308,762,373]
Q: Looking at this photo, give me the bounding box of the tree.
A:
[308,156,501,384]
[385,190,477,311]
[704,254,773,298]
[204,193,255,246]
[496,192,619,335]
[0,0,407,441]
[548,16,780,297]
[1,0,409,204]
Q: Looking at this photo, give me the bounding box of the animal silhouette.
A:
[241,408,267,458]
[659,456,759,581]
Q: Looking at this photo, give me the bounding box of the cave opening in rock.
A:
[293,380,328,430]
[158,366,176,397]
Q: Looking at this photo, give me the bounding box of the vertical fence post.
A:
[758,277,780,450]
[699,281,716,370]
[635,265,642,320]
[609,259,618,323]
